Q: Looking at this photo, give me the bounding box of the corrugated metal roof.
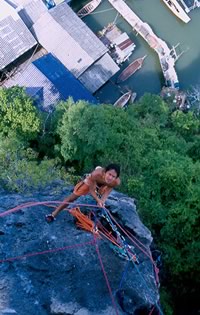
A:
[31,12,94,78]
[31,2,108,78]
[0,0,37,71]
[79,53,119,93]
[30,2,119,92]
[50,2,107,61]
[5,0,47,29]
[3,53,97,110]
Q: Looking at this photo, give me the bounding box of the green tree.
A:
[171,110,199,137]
[129,93,170,127]
[0,86,41,139]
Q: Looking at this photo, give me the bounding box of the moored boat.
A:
[113,91,132,108]
[116,55,146,84]
[77,0,102,18]
[130,92,137,103]
[162,0,191,23]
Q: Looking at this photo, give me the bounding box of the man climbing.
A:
[45,164,121,223]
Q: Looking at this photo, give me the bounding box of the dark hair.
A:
[105,164,120,178]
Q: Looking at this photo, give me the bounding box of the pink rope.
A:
[0,240,95,263]
[0,201,161,313]
[94,236,119,315]
[149,306,155,315]
[0,201,159,284]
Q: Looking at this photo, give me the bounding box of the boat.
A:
[113,91,132,108]
[116,56,146,84]
[77,0,102,18]
[130,92,137,103]
[162,0,191,23]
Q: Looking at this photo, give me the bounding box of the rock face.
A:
[0,183,160,315]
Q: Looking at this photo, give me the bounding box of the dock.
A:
[186,0,200,11]
[97,23,136,64]
[178,0,190,13]
[108,0,179,88]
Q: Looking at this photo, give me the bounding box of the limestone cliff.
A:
[0,183,160,315]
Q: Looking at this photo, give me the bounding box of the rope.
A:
[106,208,160,285]
[0,201,162,314]
[0,240,95,264]
[0,200,104,218]
[89,7,115,15]
[113,12,119,24]
[0,201,159,273]
[94,236,119,315]
[149,306,155,315]
[118,260,131,290]
[131,262,164,315]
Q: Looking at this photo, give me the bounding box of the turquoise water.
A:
[71,0,200,103]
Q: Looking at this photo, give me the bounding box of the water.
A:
[71,0,200,104]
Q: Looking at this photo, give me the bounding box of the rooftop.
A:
[5,0,48,29]
[31,2,107,78]
[0,0,37,71]
[3,53,97,111]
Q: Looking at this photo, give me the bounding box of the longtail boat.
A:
[77,0,102,18]
[113,91,132,108]
[116,55,146,84]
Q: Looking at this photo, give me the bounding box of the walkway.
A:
[108,0,179,88]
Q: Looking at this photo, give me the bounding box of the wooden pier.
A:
[108,0,179,88]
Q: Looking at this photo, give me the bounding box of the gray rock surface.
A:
[0,183,160,315]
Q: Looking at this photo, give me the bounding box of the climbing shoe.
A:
[45,214,56,223]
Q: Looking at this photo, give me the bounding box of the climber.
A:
[45,164,121,223]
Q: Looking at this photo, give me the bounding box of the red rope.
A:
[149,306,155,315]
[0,201,160,284]
[0,240,95,263]
[94,236,119,315]
[0,200,102,217]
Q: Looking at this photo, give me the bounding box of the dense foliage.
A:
[0,88,76,192]
[55,95,200,314]
[1,87,199,314]
[0,86,40,139]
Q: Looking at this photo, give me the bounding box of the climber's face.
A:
[104,169,117,184]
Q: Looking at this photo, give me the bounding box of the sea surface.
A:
[71,0,200,104]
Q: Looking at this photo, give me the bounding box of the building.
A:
[98,23,136,65]
[4,0,48,29]
[30,2,119,93]
[0,0,37,71]
[3,53,97,111]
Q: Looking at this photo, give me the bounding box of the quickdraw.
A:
[69,206,139,264]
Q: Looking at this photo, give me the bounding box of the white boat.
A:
[130,92,137,103]
[162,0,191,23]
[77,0,101,18]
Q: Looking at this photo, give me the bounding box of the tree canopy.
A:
[1,89,200,315]
[0,86,40,139]
[55,96,200,312]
